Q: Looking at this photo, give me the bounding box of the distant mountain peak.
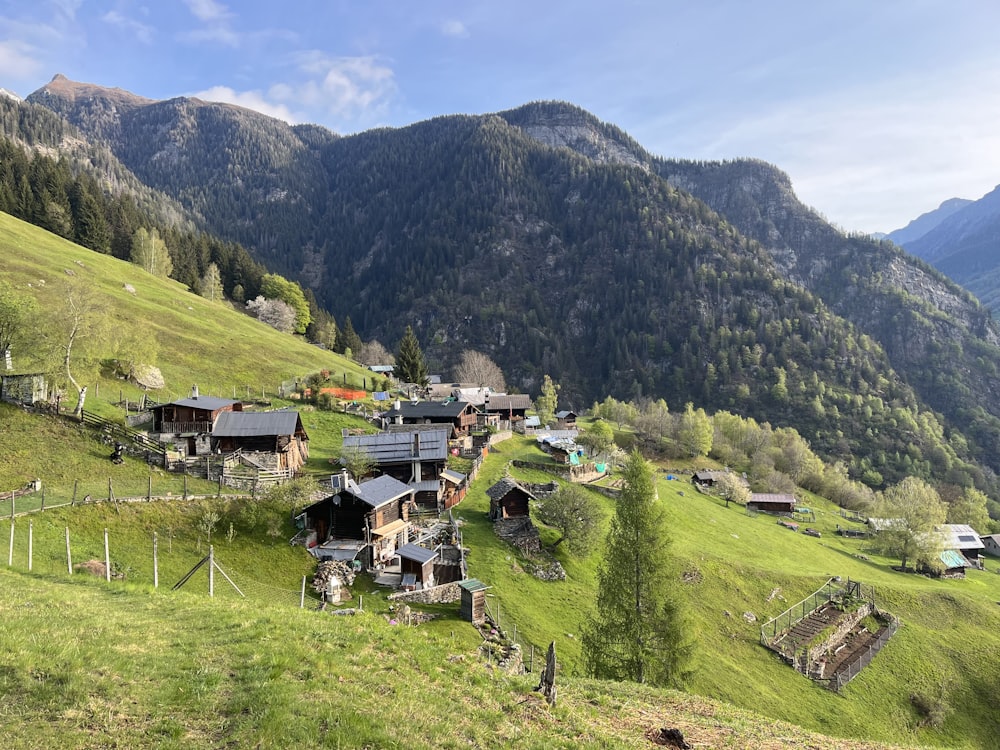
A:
[885,196,973,248]
[30,73,153,109]
[500,100,650,169]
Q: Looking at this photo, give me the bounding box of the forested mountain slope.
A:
[18,77,1000,492]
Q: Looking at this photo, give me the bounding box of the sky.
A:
[2,1,1000,234]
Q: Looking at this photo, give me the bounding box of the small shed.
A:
[458,578,489,624]
[486,477,536,521]
[397,543,439,589]
[935,524,985,564]
[555,410,577,428]
[748,493,796,514]
[982,533,1000,557]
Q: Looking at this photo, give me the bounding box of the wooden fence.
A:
[80,410,166,463]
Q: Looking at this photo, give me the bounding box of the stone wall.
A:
[386,581,463,604]
[807,602,873,677]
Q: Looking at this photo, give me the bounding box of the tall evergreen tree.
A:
[338,316,363,359]
[582,450,692,687]
[395,325,428,386]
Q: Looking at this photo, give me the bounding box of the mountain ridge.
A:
[16,75,1000,494]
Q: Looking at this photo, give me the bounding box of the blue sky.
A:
[2,1,1000,234]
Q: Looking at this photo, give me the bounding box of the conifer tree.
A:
[395,325,428,386]
[338,316,363,359]
[582,450,692,686]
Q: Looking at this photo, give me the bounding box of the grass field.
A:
[3,215,1000,748]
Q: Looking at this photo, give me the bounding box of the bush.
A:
[910,685,950,729]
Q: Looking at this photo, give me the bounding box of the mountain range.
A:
[8,74,1000,498]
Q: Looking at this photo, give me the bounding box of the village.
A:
[4,362,998,696]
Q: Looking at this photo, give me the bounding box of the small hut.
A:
[486,477,536,521]
[397,543,439,590]
[458,578,489,624]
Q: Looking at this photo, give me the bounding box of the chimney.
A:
[191,384,199,399]
[413,432,420,456]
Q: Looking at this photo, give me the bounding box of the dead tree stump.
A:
[534,640,557,706]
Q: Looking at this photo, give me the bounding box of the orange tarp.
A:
[319,387,368,400]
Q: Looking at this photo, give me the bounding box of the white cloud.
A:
[191,85,299,124]
[284,53,398,128]
[182,0,232,23]
[0,40,44,80]
[441,20,469,38]
[101,11,153,45]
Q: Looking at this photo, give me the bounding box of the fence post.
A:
[183,475,188,501]
[209,545,215,597]
[153,532,158,589]
[40,487,45,511]
[300,575,306,608]
[27,521,32,572]
[148,476,152,501]
[66,527,72,575]
[72,479,78,506]
[8,520,13,566]
[104,528,110,583]
[9,491,13,519]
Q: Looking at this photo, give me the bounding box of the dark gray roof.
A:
[213,410,303,437]
[384,400,478,419]
[162,396,238,411]
[396,543,438,564]
[350,474,414,508]
[486,477,535,501]
[485,394,533,411]
[342,429,448,463]
[555,410,577,419]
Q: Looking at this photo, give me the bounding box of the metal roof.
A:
[441,468,466,485]
[396,543,439,565]
[351,474,414,508]
[939,549,971,569]
[160,396,238,411]
[749,493,796,504]
[458,578,489,592]
[341,429,448,462]
[212,410,303,437]
[555,410,576,419]
[935,524,985,551]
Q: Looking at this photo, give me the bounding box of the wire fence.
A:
[829,617,899,691]
[0,516,322,610]
[0,475,244,519]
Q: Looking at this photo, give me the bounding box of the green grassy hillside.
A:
[0,211,371,412]
[2,215,998,748]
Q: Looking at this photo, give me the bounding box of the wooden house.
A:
[484,393,532,426]
[692,470,730,488]
[301,474,415,570]
[748,493,796,514]
[459,579,489,624]
[486,477,536,521]
[555,410,578,428]
[152,389,241,436]
[211,410,309,473]
[383,399,480,437]
[397,543,439,590]
[341,428,448,509]
[0,373,47,406]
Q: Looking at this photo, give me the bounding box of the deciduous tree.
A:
[454,349,506,391]
[872,476,947,571]
[946,487,992,533]
[582,450,693,686]
[535,374,559,427]
[0,280,39,366]
[130,227,172,278]
[246,296,296,333]
[536,484,603,555]
[197,262,225,302]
